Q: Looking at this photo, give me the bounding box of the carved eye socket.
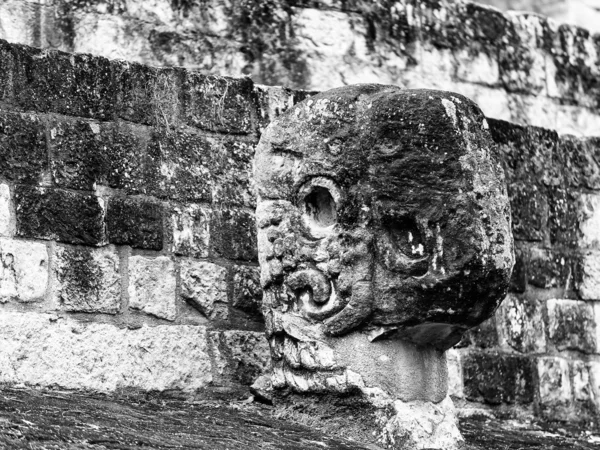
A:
[383,217,424,258]
[304,187,337,227]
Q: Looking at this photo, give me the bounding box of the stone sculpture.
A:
[254,84,514,449]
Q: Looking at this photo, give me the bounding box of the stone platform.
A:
[0,386,598,449]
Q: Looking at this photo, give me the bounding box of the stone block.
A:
[579,250,600,300]
[210,209,257,262]
[463,352,534,405]
[182,73,255,134]
[537,356,571,412]
[231,265,262,316]
[0,238,48,303]
[570,360,592,403]
[589,361,600,412]
[114,62,183,126]
[579,193,600,249]
[49,118,103,190]
[210,138,256,208]
[463,317,498,349]
[506,182,548,241]
[0,312,212,392]
[15,186,106,246]
[254,85,315,130]
[527,247,577,292]
[446,349,463,399]
[180,260,228,320]
[556,135,600,190]
[0,183,11,236]
[146,129,213,203]
[209,329,270,386]
[171,204,209,258]
[509,246,527,293]
[497,294,546,353]
[454,49,500,86]
[0,111,47,184]
[548,187,579,247]
[128,256,177,321]
[547,299,596,354]
[106,197,163,250]
[53,245,120,314]
[8,43,116,120]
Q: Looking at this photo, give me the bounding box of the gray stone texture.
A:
[0,183,11,236]
[0,312,212,392]
[171,204,209,258]
[53,245,120,314]
[128,256,177,321]
[547,299,596,354]
[180,260,228,320]
[0,238,48,303]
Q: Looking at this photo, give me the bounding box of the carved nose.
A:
[286,269,343,320]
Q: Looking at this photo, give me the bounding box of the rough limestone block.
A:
[548,186,579,247]
[0,183,11,236]
[509,246,527,293]
[570,360,592,402]
[453,49,500,86]
[231,265,262,316]
[537,357,571,411]
[579,193,600,249]
[128,256,177,321]
[147,129,213,203]
[182,73,255,134]
[0,312,212,392]
[547,299,596,354]
[0,111,47,184]
[209,209,257,262]
[15,186,106,246]
[180,260,228,320]
[557,135,600,190]
[209,330,270,385]
[497,294,547,353]
[53,245,120,314]
[446,349,463,399]
[106,197,163,250]
[589,361,600,412]
[0,238,48,303]
[210,138,256,208]
[463,352,533,405]
[254,85,315,130]
[171,204,209,258]
[527,247,576,291]
[578,250,600,300]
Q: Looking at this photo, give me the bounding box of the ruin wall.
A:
[1,4,600,423]
[1,0,600,137]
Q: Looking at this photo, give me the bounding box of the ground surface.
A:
[0,386,599,449]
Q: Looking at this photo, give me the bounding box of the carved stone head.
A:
[254,85,513,403]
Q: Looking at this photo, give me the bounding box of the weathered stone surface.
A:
[0,111,47,184]
[210,330,270,385]
[0,238,48,303]
[570,360,593,404]
[146,129,213,203]
[547,299,596,354]
[509,246,527,293]
[180,260,228,320]
[128,256,177,321]
[183,74,255,134]
[231,265,262,316]
[579,193,600,249]
[2,41,116,120]
[557,135,600,190]
[106,197,163,250]
[589,361,600,413]
[210,138,256,208]
[497,294,546,353]
[463,352,534,405]
[462,317,499,349]
[548,187,580,247]
[0,183,11,236]
[578,250,600,300]
[446,349,464,399]
[210,209,257,261]
[537,356,572,417]
[0,312,211,392]
[527,247,578,292]
[15,186,105,246]
[53,245,120,314]
[171,204,209,258]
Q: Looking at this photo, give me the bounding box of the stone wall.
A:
[0,38,290,395]
[1,7,600,425]
[1,0,599,136]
